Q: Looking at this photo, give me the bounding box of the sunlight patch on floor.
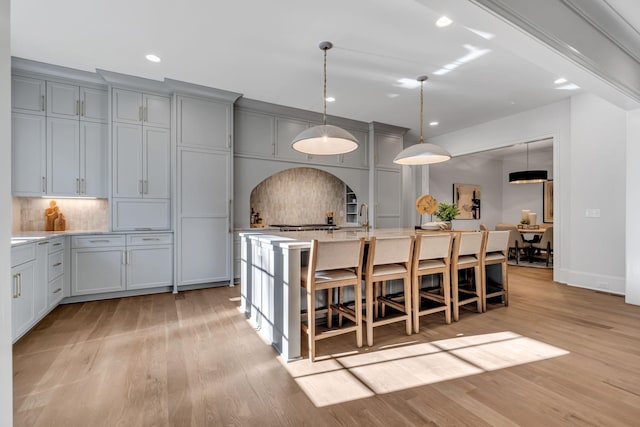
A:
[283,331,569,407]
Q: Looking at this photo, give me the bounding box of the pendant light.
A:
[291,41,359,155]
[393,75,451,165]
[508,143,548,183]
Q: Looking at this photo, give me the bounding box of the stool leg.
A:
[443,269,452,324]
[308,287,316,361]
[403,275,412,336]
[327,288,333,328]
[354,282,363,348]
[452,267,460,322]
[474,265,483,313]
[412,273,420,333]
[338,287,344,327]
[366,279,374,347]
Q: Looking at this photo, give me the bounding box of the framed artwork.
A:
[453,183,481,219]
[543,180,553,223]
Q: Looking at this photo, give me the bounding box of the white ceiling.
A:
[9,0,640,139]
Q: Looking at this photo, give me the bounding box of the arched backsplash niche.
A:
[250,167,352,226]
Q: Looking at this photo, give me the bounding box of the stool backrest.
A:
[416,233,453,261]
[312,239,365,272]
[369,236,414,266]
[484,230,509,254]
[455,232,484,257]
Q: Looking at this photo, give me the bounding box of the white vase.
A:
[521,209,531,222]
[528,212,537,226]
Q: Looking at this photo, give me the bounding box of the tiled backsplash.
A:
[13,197,109,232]
[250,168,346,226]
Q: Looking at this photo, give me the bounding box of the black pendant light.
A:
[509,143,548,184]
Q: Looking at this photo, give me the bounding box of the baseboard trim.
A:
[555,268,625,295]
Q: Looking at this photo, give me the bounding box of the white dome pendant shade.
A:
[393,75,451,165]
[291,41,359,156]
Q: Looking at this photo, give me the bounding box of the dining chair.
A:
[481,230,510,312]
[450,231,484,321]
[363,235,414,347]
[301,238,365,362]
[531,226,553,266]
[411,233,453,332]
[496,224,526,264]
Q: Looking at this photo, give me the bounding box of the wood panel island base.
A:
[239,228,422,361]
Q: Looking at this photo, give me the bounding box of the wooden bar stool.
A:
[363,236,414,347]
[450,232,484,321]
[481,230,510,312]
[301,238,365,362]
[411,233,453,332]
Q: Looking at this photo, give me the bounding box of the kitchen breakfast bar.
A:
[239,228,449,361]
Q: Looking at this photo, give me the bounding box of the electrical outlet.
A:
[585,208,601,218]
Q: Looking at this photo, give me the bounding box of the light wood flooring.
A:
[13,267,640,426]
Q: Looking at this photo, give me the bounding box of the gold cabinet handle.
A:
[12,274,18,298]
[81,100,85,116]
[139,106,143,121]
[41,95,45,111]
[53,262,62,267]
[53,288,62,294]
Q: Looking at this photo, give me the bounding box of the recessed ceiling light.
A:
[556,83,580,90]
[325,96,335,103]
[436,16,453,27]
[554,77,567,84]
[145,54,161,63]
[429,121,439,126]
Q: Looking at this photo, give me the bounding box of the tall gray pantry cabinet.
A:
[174,89,241,288]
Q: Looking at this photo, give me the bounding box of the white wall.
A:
[501,149,553,225]
[0,0,13,424]
[429,155,503,230]
[567,93,626,293]
[626,109,640,305]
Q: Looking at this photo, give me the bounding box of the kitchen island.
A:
[239,228,430,361]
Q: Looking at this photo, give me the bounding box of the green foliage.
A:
[434,202,460,221]
[520,218,530,224]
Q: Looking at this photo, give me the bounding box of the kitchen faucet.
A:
[359,203,370,231]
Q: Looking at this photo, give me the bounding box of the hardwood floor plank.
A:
[13,267,640,426]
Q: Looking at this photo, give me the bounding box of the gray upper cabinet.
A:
[375,132,403,170]
[113,88,170,128]
[234,109,274,157]
[47,117,80,196]
[340,128,368,169]
[12,76,46,115]
[12,113,46,196]
[177,95,230,149]
[275,117,312,162]
[47,81,107,123]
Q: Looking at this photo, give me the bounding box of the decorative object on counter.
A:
[543,180,554,223]
[434,202,460,230]
[453,183,481,219]
[521,209,531,223]
[509,142,548,183]
[528,212,537,226]
[393,75,451,165]
[291,41,359,155]
[416,194,445,229]
[326,211,334,225]
[45,200,66,231]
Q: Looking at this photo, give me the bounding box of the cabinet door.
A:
[113,123,143,198]
[143,94,171,128]
[47,117,80,196]
[47,81,80,119]
[143,127,171,199]
[178,148,230,285]
[71,247,126,295]
[234,109,274,156]
[375,133,403,170]
[34,241,49,319]
[112,199,171,231]
[12,260,36,341]
[113,88,142,124]
[126,245,173,289]
[375,169,402,228]
[80,122,108,197]
[341,129,368,168]
[177,96,229,149]
[12,76,45,115]
[12,113,46,196]
[275,117,310,161]
[80,87,108,123]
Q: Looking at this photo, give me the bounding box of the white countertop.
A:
[11,229,173,247]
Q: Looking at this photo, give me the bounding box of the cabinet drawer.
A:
[48,251,64,279]
[72,235,126,248]
[11,243,36,267]
[127,233,173,246]
[49,237,65,253]
[49,275,64,308]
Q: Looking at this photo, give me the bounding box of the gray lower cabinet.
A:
[11,243,37,342]
[71,233,173,296]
